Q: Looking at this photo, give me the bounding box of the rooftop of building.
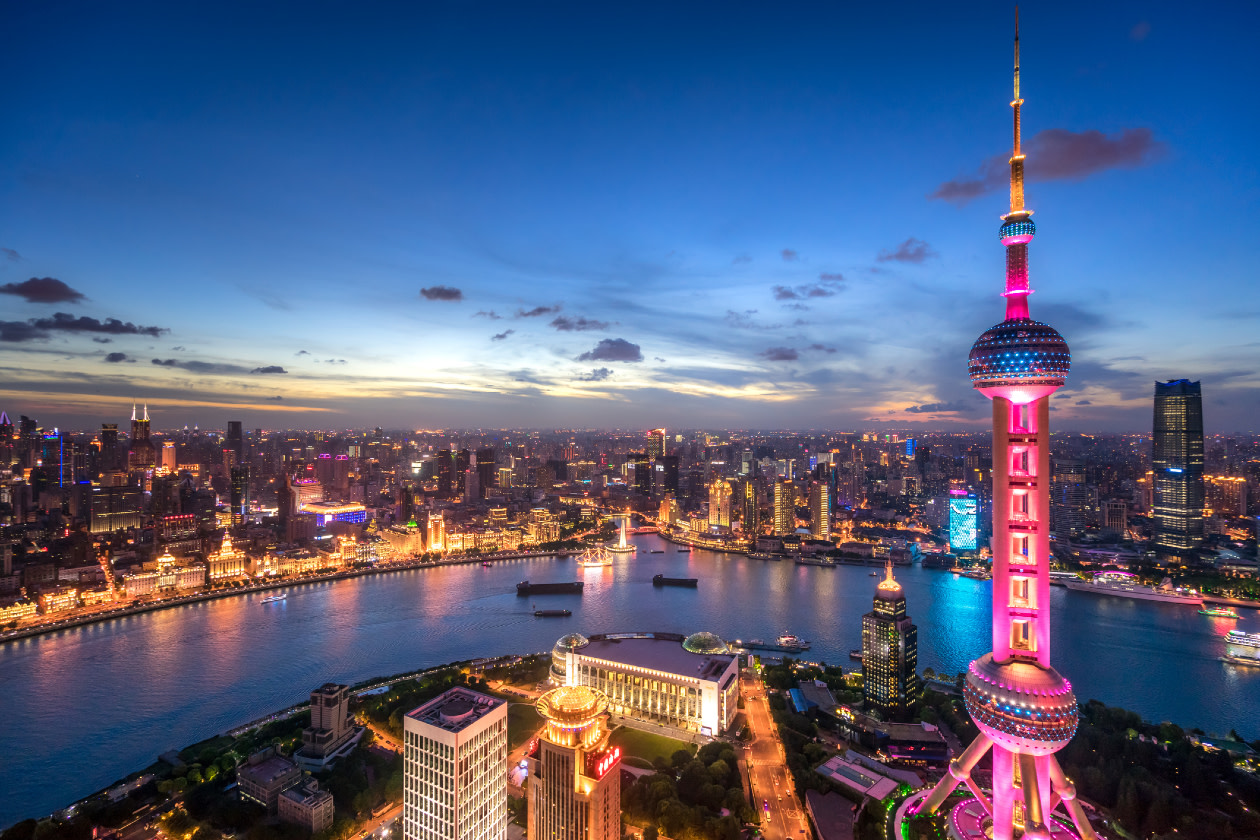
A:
[312,683,348,699]
[580,633,736,681]
[281,778,331,804]
[406,686,505,733]
[804,791,856,840]
[238,753,299,785]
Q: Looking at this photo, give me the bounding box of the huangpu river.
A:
[2,530,1257,826]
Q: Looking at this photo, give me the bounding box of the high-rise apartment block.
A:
[645,428,666,461]
[861,562,918,722]
[1051,459,1087,539]
[526,686,620,840]
[403,687,507,840]
[708,479,731,529]
[1153,379,1205,562]
[808,481,830,540]
[772,478,793,536]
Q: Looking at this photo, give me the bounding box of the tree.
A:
[642,827,658,840]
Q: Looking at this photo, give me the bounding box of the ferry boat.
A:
[576,544,613,568]
[260,593,287,604]
[1199,607,1240,619]
[533,609,572,618]
[1223,629,1260,667]
[731,634,810,653]
[1064,572,1202,605]
[1048,570,1080,587]
[649,549,665,554]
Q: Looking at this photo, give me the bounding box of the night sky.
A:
[1,2,1256,432]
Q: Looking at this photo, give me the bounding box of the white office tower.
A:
[403,687,508,840]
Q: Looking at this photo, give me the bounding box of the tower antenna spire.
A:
[1009,6,1026,216]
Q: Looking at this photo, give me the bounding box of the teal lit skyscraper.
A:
[949,490,978,552]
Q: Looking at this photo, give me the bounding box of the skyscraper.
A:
[128,403,156,470]
[861,561,918,721]
[1152,379,1205,562]
[526,686,620,840]
[0,411,14,467]
[645,428,666,462]
[948,490,978,552]
[741,479,759,535]
[808,481,830,540]
[772,478,793,536]
[226,420,244,464]
[1050,460,1087,539]
[404,687,507,840]
[918,18,1094,840]
[230,465,250,529]
[708,479,732,528]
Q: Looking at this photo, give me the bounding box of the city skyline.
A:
[2,2,1257,432]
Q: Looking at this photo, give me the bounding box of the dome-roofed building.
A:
[550,633,591,684]
[682,631,730,655]
[549,631,739,736]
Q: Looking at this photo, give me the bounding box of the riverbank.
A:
[0,549,568,646]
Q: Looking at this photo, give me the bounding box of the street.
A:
[741,674,809,840]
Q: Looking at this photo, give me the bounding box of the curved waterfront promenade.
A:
[0,549,567,645]
[2,530,1257,828]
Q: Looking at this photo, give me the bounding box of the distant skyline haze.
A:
[1,1,1255,432]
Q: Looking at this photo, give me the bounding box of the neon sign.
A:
[585,746,621,780]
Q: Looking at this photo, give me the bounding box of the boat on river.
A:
[652,574,697,588]
[516,580,584,596]
[1223,630,1260,667]
[731,633,811,653]
[260,593,286,604]
[533,609,572,617]
[576,544,613,568]
[1200,607,1240,619]
[1064,572,1202,605]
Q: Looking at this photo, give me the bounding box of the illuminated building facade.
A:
[708,479,732,529]
[526,686,620,840]
[646,428,666,462]
[551,631,739,737]
[403,687,507,840]
[773,478,793,536]
[918,17,1096,840]
[1153,379,1205,561]
[949,490,978,552]
[809,481,830,540]
[208,534,248,580]
[860,562,918,721]
[302,501,367,527]
[128,403,155,470]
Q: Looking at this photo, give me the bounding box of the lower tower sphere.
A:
[963,653,1079,755]
[968,318,1070,401]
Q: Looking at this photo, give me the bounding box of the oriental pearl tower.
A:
[912,12,1096,840]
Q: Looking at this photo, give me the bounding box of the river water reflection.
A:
[2,531,1256,826]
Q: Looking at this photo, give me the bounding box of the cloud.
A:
[92,337,112,344]
[295,349,310,356]
[551,316,610,332]
[474,310,502,320]
[1075,399,1093,406]
[808,343,837,354]
[905,400,971,414]
[577,338,643,362]
[781,249,799,262]
[0,277,87,304]
[104,352,128,363]
[319,358,347,364]
[265,395,284,401]
[576,367,613,382]
[491,329,515,341]
[877,238,936,264]
[1,248,20,262]
[760,347,799,361]
[931,127,1163,204]
[732,254,752,265]
[152,358,286,376]
[818,272,845,285]
[516,305,561,318]
[1130,21,1151,41]
[420,285,463,301]
[170,346,186,351]
[31,312,165,336]
[774,283,837,301]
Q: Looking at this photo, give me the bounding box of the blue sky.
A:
[1,1,1256,432]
